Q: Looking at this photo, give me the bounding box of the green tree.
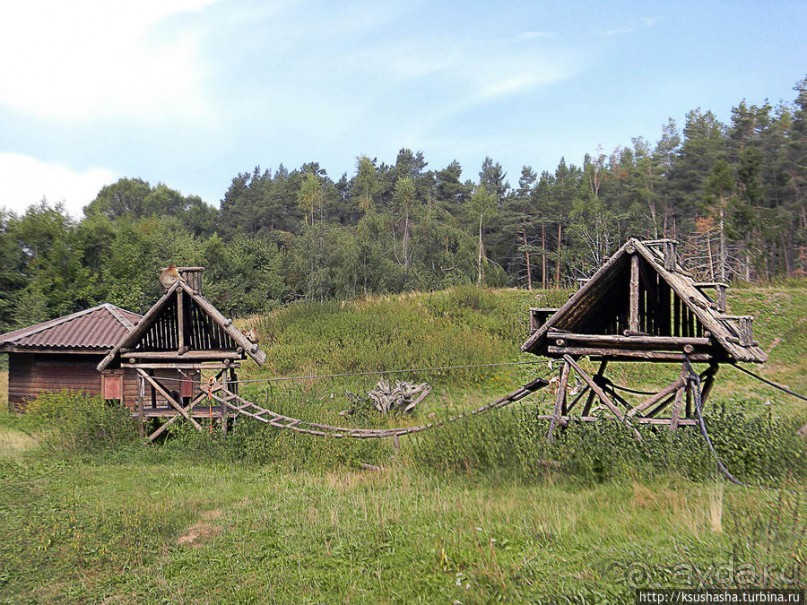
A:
[468,185,497,286]
[297,172,324,226]
[353,156,379,214]
[704,160,736,282]
[392,176,418,273]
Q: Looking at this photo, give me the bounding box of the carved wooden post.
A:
[547,361,569,442]
[629,254,640,334]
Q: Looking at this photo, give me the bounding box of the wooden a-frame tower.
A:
[522,238,767,439]
[98,267,266,441]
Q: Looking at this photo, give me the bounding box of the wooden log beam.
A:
[177,289,185,352]
[546,332,712,347]
[563,355,642,441]
[630,253,640,333]
[670,385,685,430]
[137,369,203,431]
[130,362,238,370]
[547,361,569,442]
[564,385,589,414]
[126,351,242,361]
[645,392,678,418]
[147,388,210,441]
[547,346,713,362]
[627,373,687,417]
[582,360,606,416]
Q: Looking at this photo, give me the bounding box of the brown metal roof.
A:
[0,304,141,352]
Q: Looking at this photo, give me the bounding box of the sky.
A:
[0,0,805,218]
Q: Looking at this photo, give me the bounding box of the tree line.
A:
[0,77,804,331]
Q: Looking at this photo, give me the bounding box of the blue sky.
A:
[0,0,805,217]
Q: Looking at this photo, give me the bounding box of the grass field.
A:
[0,284,804,603]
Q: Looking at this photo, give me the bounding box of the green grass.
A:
[0,283,804,603]
[0,448,802,603]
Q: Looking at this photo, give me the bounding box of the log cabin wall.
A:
[8,353,104,412]
[6,353,192,412]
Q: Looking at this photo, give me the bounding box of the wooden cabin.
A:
[97,266,267,440]
[0,303,142,412]
[522,238,766,434]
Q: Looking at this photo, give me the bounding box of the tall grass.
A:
[0,369,7,407]
[408,404,806,485]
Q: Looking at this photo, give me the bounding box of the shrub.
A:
[26,390,138,455]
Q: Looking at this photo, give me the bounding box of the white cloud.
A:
[603,17,659,36]
[0,0,216,122]
[0,153,115,217]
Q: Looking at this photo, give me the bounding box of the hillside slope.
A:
[234,284,806,420]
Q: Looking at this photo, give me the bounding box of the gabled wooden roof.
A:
[0,304,141,353]
[521,238,767,363]
[97,279,266,371]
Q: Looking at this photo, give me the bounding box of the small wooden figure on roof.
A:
[522,238,767,440]
[97,266,266,441]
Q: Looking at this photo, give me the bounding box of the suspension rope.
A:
[150,360,543,386]
[729,364,807,402]
[604,380,657,396]
[684,358,745,486]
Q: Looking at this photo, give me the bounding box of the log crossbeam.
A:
[140,367,230,442]
[544,358,714,437]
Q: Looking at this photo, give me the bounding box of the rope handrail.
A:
[148,360,543,386]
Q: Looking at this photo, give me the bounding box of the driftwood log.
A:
[344,379,431,415]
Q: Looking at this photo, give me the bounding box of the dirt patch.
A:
[177,509,224,547]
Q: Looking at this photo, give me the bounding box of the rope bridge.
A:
[207,377,550,439]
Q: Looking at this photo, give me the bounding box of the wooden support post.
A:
[663,240,677,272]
[177,289,185,352]
[150,369,157,409]
[685,380,693,419]
[221,393,229,436]
[547,361,569,442]
[137,368,203,431]
[582,360,607,416]
[629,254,640,333]
[673,295,681,338]
[564,385,589,414]
[148,388,210,442]
[716,284,727,312]
[700,364,719,408]
[137,374,145,438]
[670,385,685,430]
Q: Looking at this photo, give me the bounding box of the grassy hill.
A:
[232,284,806,420]
[0,284,804,603]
